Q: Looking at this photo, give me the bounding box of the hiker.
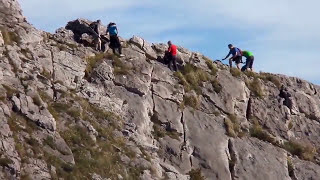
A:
[90,20,102,51]
[222,44,242,69]
[107,22,124,57]
[167,41,178,71]
[241,50,254,71]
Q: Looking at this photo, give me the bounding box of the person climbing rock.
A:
[241,50,255,71]
[222,44,242,69]
[107,22,124,57]
[90,20,102,51]
[167,41,178,71]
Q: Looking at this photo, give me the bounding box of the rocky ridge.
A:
[0,0,320,179]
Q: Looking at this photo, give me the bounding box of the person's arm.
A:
[223,51,231,60]
[115,27,118,35]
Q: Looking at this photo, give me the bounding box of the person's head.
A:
[97,20,101,24]
[167,41,172,46]
[228,44,233,49]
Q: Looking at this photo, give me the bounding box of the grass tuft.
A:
[0,27,19,45]
[188,168,205,180]
[230,68,241,77]
[183,95,200,109]
[250,120,276,144]
[282,140,316,161]
[247,78,264,98]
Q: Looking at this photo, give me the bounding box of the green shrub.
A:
[230,68,241,77]
[183,95,200,109]
[283,140,316,161]
[244,71,258,79]
[188,168,205,180]
[247,78,264,98]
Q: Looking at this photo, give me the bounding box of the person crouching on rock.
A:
[167,41,178,71]
[241,50,255,72]
[222,44,242,69]
[107,22,124,57]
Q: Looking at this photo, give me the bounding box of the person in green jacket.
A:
[241,51,254,71]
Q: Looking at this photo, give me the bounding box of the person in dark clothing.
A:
[107,22,124,57]
[222,44,242,69]
[241,50,255,71]
[167,41,178,71]
[90,20,102,51]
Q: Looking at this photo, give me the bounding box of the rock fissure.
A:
[202,93,229,115]
[228,139,237,180]
[246,97,252,120]
[113,80,145,96]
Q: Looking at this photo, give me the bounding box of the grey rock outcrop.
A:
[0,0,319,179]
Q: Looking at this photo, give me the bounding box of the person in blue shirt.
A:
[107,22,124,57]
[222,44,242,69]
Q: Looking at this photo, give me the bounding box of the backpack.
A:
[236,48,243,56]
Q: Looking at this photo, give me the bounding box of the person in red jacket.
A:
[167,41,178,71]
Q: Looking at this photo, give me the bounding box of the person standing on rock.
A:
[222,44,242,69]
[241,50,255,72]
[167,41,178,71]
[90,20,102,51]
[107,22,124,57]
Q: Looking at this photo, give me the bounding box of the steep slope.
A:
[0,0,320,179]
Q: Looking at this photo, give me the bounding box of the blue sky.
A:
[19,0,320,85]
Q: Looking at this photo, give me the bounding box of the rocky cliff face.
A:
[0,0,320,179]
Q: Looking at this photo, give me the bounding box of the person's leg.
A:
[249,56,254,70]
[116,36,123,55]
[168,54,174,70]
[235,56,241,69]
[241,58,249,71]
[229,59,233,68]
[173,55,178,71]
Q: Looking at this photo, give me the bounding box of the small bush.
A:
[177,63,210,94]
[205,59,218,76]
[244,71,258,79]
[188,168,205,180]
[250,120,276,144]
[247,78,264,98]
[230,68,241,77]
[183,95,200,109]
[260,73,281,89]
[283,140,316,161]
[85,53,107,79]
[224,114,242,137]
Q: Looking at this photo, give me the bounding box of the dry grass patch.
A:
[230,68,241,77]
[247,78,264,98]
[224,114,243,137]
[260,73,281,89]
[250,120,276,144]
[282,140,316,161]
[0,27,19,45]
[188,168,205,180]
[183,95,200,109]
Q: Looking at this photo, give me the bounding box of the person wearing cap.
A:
[222,44,242,69]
